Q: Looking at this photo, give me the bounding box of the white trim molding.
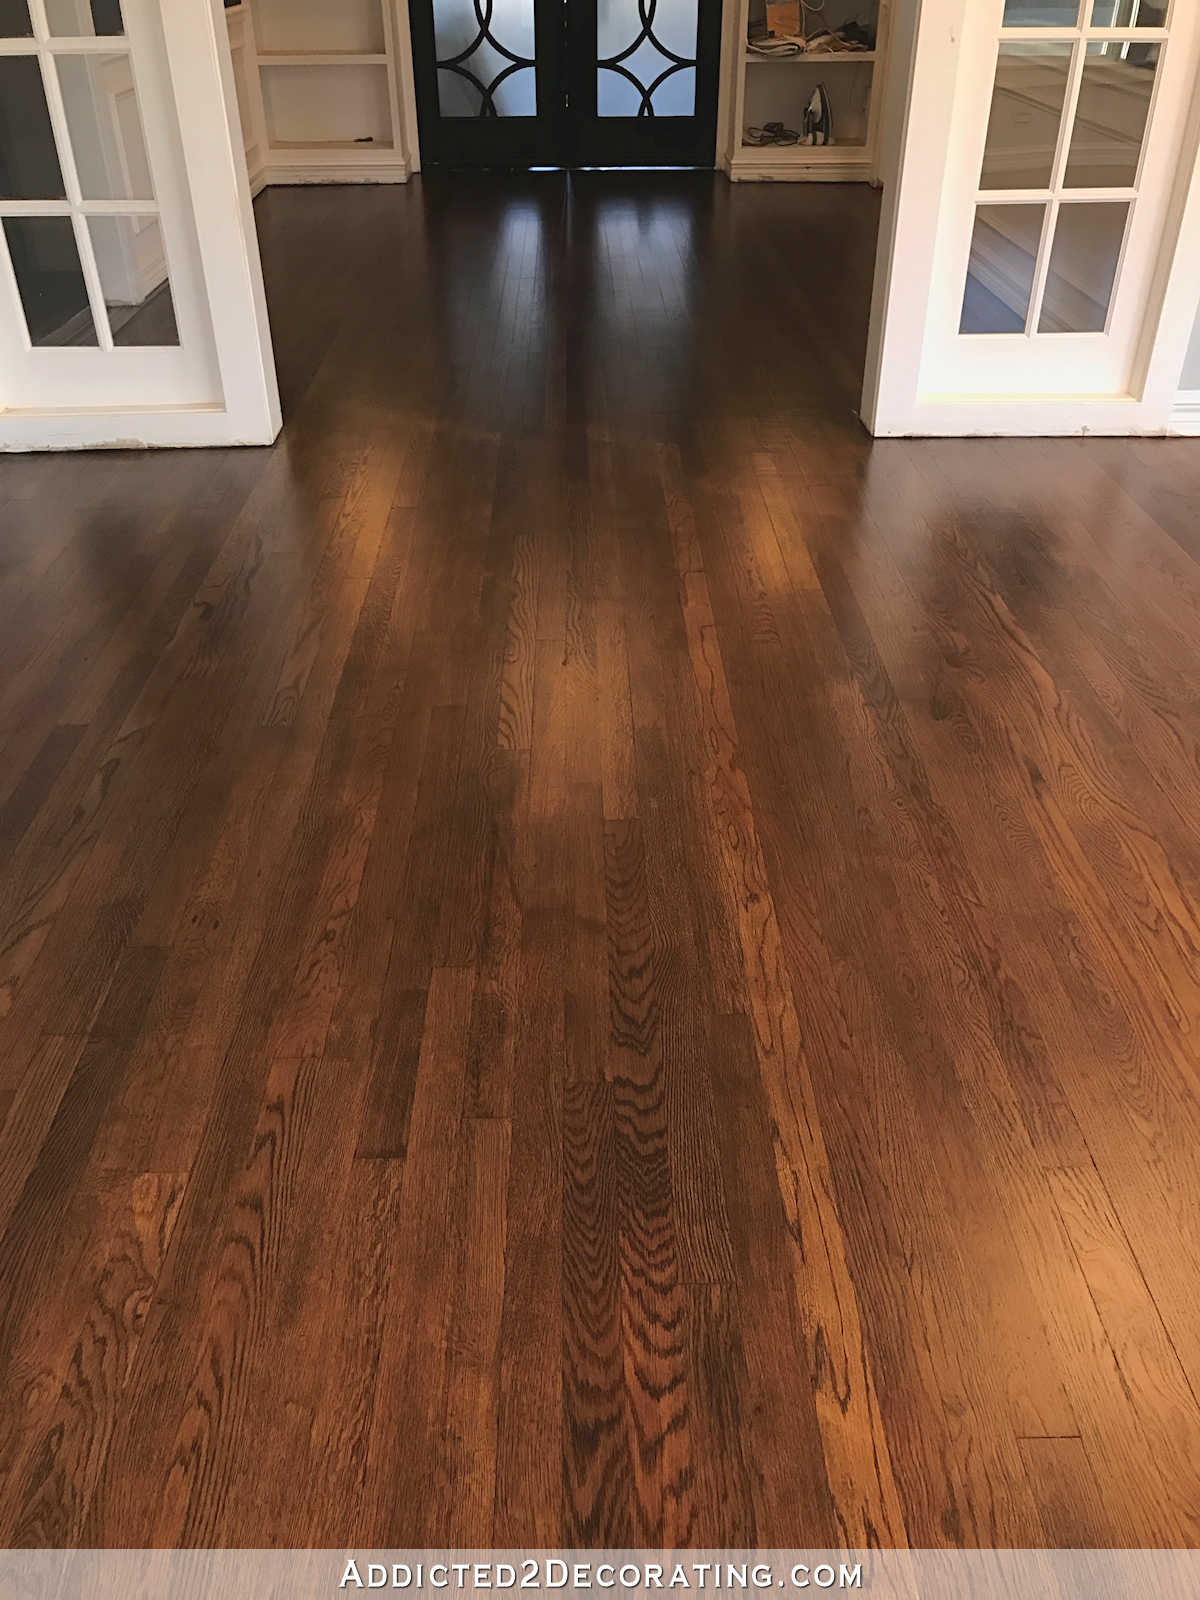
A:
[0,405,272,454]
[260,159,410,186]
[1170,389,1200,435]
[723,155,875,183]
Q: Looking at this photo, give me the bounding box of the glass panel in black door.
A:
[570,0,720,164]
[434,0,535,116]
[596,0,696,117]
[410,0,563,164]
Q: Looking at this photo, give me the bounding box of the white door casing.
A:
[863,0,1200,436]
[0,0,280,450]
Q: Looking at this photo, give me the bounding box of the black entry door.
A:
[409,0,722,169]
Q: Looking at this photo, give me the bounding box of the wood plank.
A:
[360,966,476,1542]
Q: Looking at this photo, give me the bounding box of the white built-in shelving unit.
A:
[720,0,892,181]
[224,0,416,188]
[223,0,888,189]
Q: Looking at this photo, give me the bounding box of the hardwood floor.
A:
[2,173,1200,1549]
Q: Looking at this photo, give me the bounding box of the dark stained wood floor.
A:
[2,173,1200,1550]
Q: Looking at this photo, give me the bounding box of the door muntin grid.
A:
[0,0,180,352]
[959,0,1171,338]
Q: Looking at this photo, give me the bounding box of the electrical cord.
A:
[799,0,826,38]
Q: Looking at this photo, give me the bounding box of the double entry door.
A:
[409,0,722,167]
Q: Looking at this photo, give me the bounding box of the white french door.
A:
[0,0,279,450]
[864,0,1200,435]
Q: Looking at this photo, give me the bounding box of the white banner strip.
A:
[3,1549,1200,1600]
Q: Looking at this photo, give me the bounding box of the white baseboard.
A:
[1170,391,1200,436]
[0,404,278,452]
[726,156,872,182]
[259,160,410,186]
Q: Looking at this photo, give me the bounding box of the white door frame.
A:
[862,0,1200,437]
[0,0,280,452]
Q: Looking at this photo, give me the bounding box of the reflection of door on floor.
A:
[409,0,722,168]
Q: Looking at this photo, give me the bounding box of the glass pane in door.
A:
[0,0,32,35]
[1001,0,1080,24]
[960,203,1046,332]
[1090,0,1168,25]
[44,0,124,35]
[1063,42,1158,187]
[88,215,180,346]
[980,45,1073,190]
[55,53,157,199]
[1038,201,1129,330]
[2,215,98,345]
[433,0,536,116]
[0,57,66,197]
[597,0,698,116]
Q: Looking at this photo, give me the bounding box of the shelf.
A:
[726,150,875,181]
[258,51,390,66]
[252,0,387,57]
[223,0,407,184]
[271,137,392,148]
[739,138,867,157]
[742,45,874,154]
[744,48,876,64]
[260,59,394,149]
[270,139,397,155]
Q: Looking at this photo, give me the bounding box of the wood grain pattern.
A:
[1,174,1199,1548]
